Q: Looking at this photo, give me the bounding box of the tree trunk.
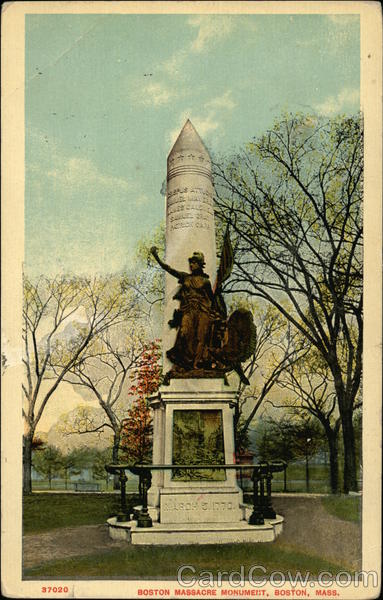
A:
[305,451,309,492]
[23,434,33,494]
[283,465,287,493]
[325,427,340,494]
[331,368,358,493]
[341,408,358,493]
[112,432,121,490]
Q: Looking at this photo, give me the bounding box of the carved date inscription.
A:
[162,500,234,511]
[159,493,241,523]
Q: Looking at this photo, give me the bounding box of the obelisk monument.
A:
[147,120,242,520]
[107,120,284,543]
[163,120,216,371]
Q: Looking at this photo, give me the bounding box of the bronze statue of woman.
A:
[150,247,216,370]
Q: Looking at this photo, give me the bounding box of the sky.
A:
[25,12,360,277]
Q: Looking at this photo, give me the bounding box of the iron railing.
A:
[105,461,286,528]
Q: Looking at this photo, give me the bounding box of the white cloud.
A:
[294,15,358,54]
[167,90,236,149]
[130,79,180,107]
[314,87,360,116]
[27,129,131,193]
[188,15,235,53]
[160,50,188,78]
[142,81,176,106]
[130,17,237,111]
[206,90,236,111]
[325,14,359,55]
[46,156,130,192]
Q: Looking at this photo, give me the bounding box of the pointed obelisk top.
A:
[168,119,210,159]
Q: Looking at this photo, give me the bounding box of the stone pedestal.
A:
[107,377,285,544]
[148,378,243,524]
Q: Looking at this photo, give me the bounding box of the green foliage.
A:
[129,222,166,308]
[32,444,115,490]
[214,112,362,341]
[32,445,63,486]
[61,447,95,473]
[256,414,325,463]
[88,447,113,480]
[135,222,165,266]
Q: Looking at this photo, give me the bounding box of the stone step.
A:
[107,516,284,545]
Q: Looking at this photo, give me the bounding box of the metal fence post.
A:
[137,468,153,528]
[117,470,130,522]
[248,466,264,525]
[263,465,277,519]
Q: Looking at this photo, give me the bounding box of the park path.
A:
[23,524,126,568]
[273,497,361,570]
[23,497,361,570]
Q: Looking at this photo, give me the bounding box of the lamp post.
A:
[305,438,311,492]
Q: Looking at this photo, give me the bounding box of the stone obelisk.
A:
[107,120,284,543]
[163,120,216,371]
[147,120,241,519]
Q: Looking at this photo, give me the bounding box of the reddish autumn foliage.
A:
[120,340,161,463]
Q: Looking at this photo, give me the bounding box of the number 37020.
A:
[41,587,69,593]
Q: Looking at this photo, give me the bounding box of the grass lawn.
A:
[32,464,362,495]
[239,464,336,494]
[23,493,137,534]
[278,463,330,479]
[321,494,361,523]
[31,478,139,493]
[24,539,350,579]
[273,464,333,493]
[23,493,360,579]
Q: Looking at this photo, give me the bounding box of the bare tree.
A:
[214,113,362,492]
[273,343,362,492]
[55,324,146,487]
[229,299,306,453]
[126,222,165,319]
[22,274,140,493]
[270,349,343,493]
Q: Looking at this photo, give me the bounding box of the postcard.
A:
[1,1,381,599]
